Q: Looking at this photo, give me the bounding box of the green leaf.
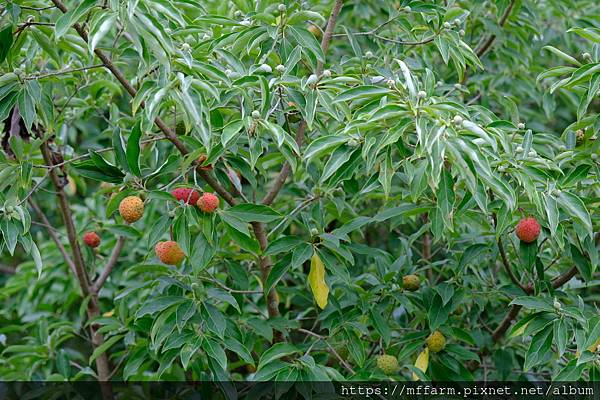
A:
[265,236,303,256]
[137,296,186,318]
[202,338,227,371]
[509,297,553,312]
[519,241,537,273]
[257,343,299,370]
[570,244,592,281]
[30,240,43,279]
[0,26,14,63]
[89,150,124,177]
[126,121,142,176]
[523,325,553,371]
[55,0,97,39]
[370,307,391,346]
[334,86,389,103]
[89,334,124,364]
[542,46,581,66]
[112,127,129,173]
[264,253,293,295]
[225,203,280,223]
[556,191,593,238]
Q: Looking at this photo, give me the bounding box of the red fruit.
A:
[197,192,219,213]
[515,217,541,243]
[155,241,185,265]
[119,196,144,223]
[83,232,101,248]
[171,188,200,205]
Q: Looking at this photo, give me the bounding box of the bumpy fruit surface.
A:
[426,331,446,353]
[83,232,101,248]
[402,274,420,291]
[515,217,541,243]
[197,192,220,213]
[171,188,200,205]
[119,196,144,223]
[155,241,185,265]
[376,355,399,375]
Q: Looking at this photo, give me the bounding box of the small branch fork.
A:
[491,232,600,343]
[46,0,346,330]
[474,0,516,57]
[36,138,113,399]
[262,0,344,205]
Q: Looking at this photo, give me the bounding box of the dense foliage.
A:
[0,0,599,385]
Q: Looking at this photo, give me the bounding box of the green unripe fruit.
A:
[402,274,420,291]
[251,110,261,119]
[426,330,446,353]
[376,354,399,375]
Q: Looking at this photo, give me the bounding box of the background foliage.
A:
[0,0,599,385]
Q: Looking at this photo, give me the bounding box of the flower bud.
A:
[258,64,272,73]
[251,110,261,119]
[553,300,562,310]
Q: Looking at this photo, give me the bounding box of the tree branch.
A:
[92,236,126,294]
[474,0,516,57]
[24,64,104,80]
[262,0,344,205]
[497,237,528,292]
[491,232,600,343]
[299,328,356,375]
[0,265,15,275]
[38,138,113,397]
[28,198,77,276]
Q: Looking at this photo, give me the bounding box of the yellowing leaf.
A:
[308,252,329,309]
[412,347,429,381]
[510,321,530,338]
[587,338,600,353]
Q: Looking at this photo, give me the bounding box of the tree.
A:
[0,0,599,389]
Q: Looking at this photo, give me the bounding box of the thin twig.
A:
[491,232,600,342]
[28,199,77,276]
[298,328,356,374]
[17,173,49,206]
[474,0,516,57]
[268,196,317,236]
[19,5,56,11]
[497,237,528,292]
[92,236,126,293]
[262,0,344,206]
[24,64,104,80]
[33,136,166,169]
[201,275,263,294]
